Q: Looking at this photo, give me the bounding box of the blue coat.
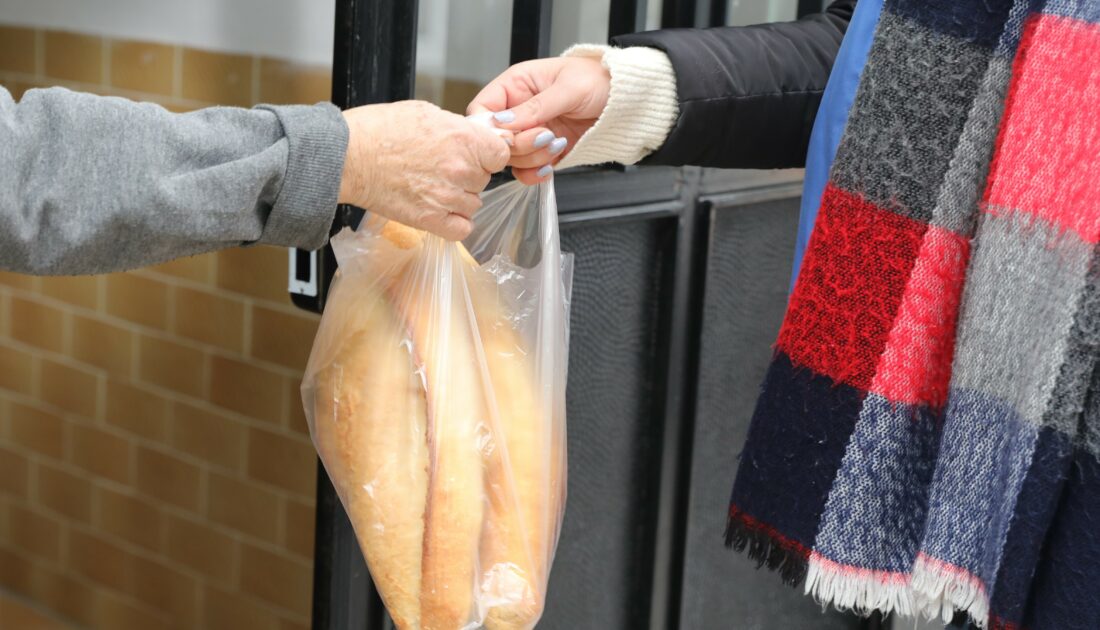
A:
[791,0,885,289]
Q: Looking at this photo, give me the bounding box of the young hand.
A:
[468,56,610,184]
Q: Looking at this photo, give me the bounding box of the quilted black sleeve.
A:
[611,0,856,169]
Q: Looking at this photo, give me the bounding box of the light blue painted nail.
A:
[537,165,553,178]
[549,137,568,155]
[493,110,515,123]
[533,130,554,149]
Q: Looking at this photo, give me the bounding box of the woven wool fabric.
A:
[727,1,1100,628]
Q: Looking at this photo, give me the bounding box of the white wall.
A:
[727,0,798,26]
[415,0,513,85]
[0,0,335,65]
[549,0,609,57]
[0,0,799,81]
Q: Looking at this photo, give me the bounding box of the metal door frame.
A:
[297,1,889,629]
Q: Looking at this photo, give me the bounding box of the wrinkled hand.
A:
[339,101,512,240]
[468,56,610,184]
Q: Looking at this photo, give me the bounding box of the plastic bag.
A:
[302,177,572,630]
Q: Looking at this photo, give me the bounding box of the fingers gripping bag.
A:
[301,174,572,630]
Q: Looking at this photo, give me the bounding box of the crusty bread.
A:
[468,270,562,630]
[310,279,429,630]
[383,224,484,630]
[479,340,547,628]
[312,221,560,630]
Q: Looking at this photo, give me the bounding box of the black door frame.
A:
[296,1,886,629]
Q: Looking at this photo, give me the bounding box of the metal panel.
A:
[539,215,676,629]
[646,173,710,630]
[555,166,682,212]
[678,193,862,630]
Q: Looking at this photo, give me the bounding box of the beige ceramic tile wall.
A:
[0,24,332,630]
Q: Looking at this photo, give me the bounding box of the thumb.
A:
[473,127,512,173]
[497,82,579,130]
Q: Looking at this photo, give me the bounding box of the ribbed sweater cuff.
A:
[556,44,679,170]
[255,102,348,250]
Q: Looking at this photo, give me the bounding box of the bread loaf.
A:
[384,225,484,630]
[310,276,429,630]
[309,220,562,630]
[468,269,562,630]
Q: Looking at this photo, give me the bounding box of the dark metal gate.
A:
[291,1,887,628]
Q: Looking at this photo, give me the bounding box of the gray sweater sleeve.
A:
[0,85,348,275]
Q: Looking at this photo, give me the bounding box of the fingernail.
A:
[537,165,553,178]
[493,110,515,123]
[549,137,568,155]
[533,130,554,149]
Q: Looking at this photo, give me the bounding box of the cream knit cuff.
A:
[555,44,679,171]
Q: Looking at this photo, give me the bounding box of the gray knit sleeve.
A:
[0,85,348,275]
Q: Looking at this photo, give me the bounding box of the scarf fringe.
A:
[725,510,990,627]
[910,554,989,629]
[724,508,808,586]
[801,553,990,628]
[804,553,916,619]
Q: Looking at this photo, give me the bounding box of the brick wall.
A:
[0,25,331,630]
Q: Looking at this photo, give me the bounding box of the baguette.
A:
[319,221,560,630]
[310,278,429,630]
[384,225,485,630]
[471,273,561,630]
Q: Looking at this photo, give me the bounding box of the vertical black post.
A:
[605,0,647,175]
[510,0,553,64]
[312,471,380,630]
[312,0,420,628]
[797,0,824,18]
[331,0,418,108]
[291,0,420,314]
[646,169,710,630]
[709,0,728,27]
[609,0,649,39]
[661,0,710,28]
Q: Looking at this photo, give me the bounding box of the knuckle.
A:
[522,96,541,119]
[461,128,484,146]
[449,197,475,217]
[441,187,468,207]
[440,161,462,180]
[451,128,478,149]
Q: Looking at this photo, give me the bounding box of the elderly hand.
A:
[468,56,610,184]
[339,101,512,240]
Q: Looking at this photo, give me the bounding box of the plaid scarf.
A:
[726,1,1100,628]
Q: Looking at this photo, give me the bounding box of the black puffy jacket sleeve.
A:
[610,0,855,169]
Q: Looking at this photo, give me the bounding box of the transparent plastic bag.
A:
[302,178,571,630]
